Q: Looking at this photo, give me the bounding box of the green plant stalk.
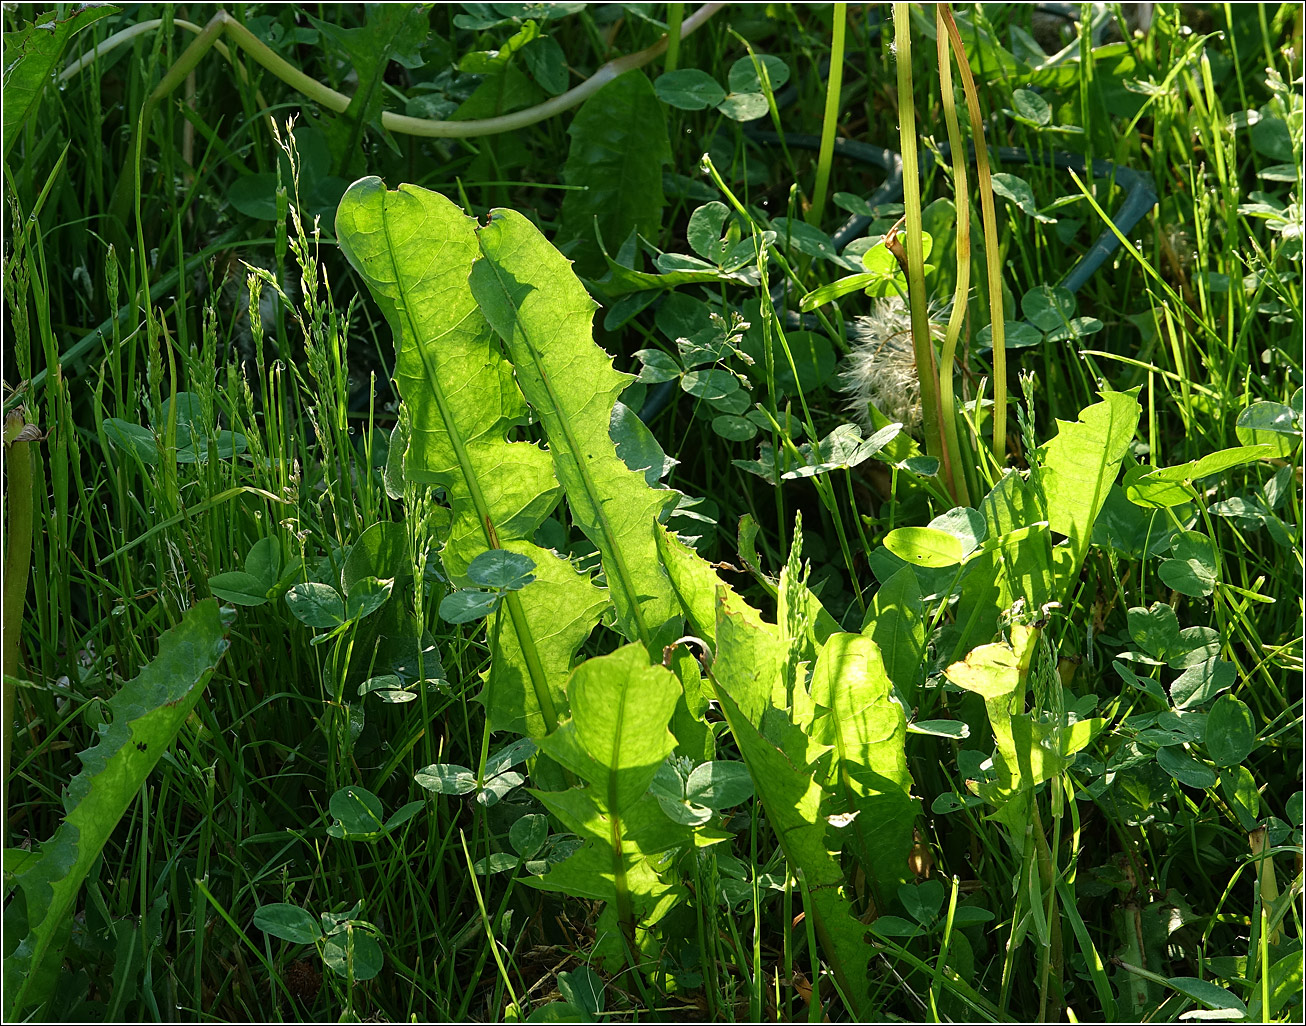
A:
[1053,875,1117,1018]
[802,871,822,1024]
[930,877,962,1021]
[755,397,867,616]
[793,869,824,1020]
[891,4,950,483]
[698,155,791,554]
[115,11,230,273]
[749,802,764,1022]
[1249,826,1282,945]
[466,830,524,1008]
[697,626,874,1017]
[21,228,243,401]
[194,877,296,1005]
[1258,904,1271,1014]
[664,3,684,72]
[781,873,793,1021]
[1069,169,1220,345]
[20,153,81,688]
[999,828,1036,1009]
[2,411,36,811]
[807,3,846,228]
[700,154,868,597]
[940,5,1008,466]
[100,485,291,562]
[476,605,507,793]
[607,759,637,967]
[730,28,802,190]
[108,5,725,261]
[934,5,974,507]
[530,647,681,988]
[690,856,719,1019]
[1030,801,1065,1021]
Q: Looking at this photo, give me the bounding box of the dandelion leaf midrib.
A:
[470,209,681,653]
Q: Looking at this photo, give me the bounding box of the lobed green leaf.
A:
[5,601,230,1019]
[472,207,682,653]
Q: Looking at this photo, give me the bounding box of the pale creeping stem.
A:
[63,4,728,138]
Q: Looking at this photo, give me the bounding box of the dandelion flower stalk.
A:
[940,5,1009,467]
[935,3,974,506]
[892,3,957,497]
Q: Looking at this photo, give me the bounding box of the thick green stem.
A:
[2,410,37,826]
[502,590,558,734]
[807,4,846,228]
[891,5,950,481]
[934,6,974,506]
[940,6,1008,466]
[664,3,684,72]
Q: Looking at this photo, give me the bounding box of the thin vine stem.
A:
[71,5,726,140]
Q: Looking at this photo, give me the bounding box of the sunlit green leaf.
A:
[711,683,873,1018]
[883,526,965,567]
[337,179,607,738]
[1039,389,1140,597]
[809,633,916,910]
[1158,531,1218,597]
[529,645,695,944]
[472,207,682,653]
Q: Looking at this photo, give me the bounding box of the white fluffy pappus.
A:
[836,296,945,437]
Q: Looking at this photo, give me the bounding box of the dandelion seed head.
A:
[836,296,942,437]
